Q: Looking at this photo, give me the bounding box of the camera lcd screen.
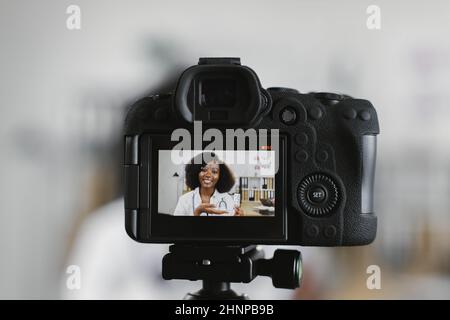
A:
[158,150,276,217]
[200,79,237,108]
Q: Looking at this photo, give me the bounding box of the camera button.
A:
[295,133,308,146]
[306,225,320,238]
[307,186,327,204]
[314,92,344,101]
[280,107,297,125]
[295,150,309,162]
[268,87,299,94]
[298,174,339,216]
[314,92,350,106]
[317,150,329,163]
[308,107,323,120]
[324,225,337,238]
[343,107,357,120]
[358,110,371,121]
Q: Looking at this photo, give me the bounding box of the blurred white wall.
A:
[1,0,450,299]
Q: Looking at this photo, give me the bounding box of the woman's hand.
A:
[234,207,244,216]
[194,203,228,216]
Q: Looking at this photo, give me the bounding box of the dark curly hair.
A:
[185,152,235,193]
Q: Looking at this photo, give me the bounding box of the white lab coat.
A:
[173,187,235,216]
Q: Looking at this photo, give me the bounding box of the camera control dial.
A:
[298,174,339,216]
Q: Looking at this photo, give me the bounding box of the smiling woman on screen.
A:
[173,152,243,216]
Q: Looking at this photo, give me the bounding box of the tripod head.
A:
[162,245,302,299]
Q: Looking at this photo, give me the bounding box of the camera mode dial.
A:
[298,174,339,216]
[267,87,299,94]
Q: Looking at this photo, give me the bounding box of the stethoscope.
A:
[217,198,228,210]
[192,192,228,216]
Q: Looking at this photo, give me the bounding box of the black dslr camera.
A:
[124,57,379,247]
[124,57,379,297]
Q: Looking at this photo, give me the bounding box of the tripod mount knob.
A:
[256,249,302,289]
